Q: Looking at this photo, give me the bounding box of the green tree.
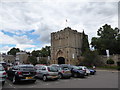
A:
[7,47,20,56]
[31,46,50,57]
[28,56,37,65]
[80,50,103,66]
[91,24,119,55]
[106,59,115,65]
[32,50,41,57]
[40,46,50,57]
[38,58,47,64]
[81,31,90,55]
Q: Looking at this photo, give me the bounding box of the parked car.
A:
[70,66,86,78]
[60,64,74,70]
[0,64,7,86]
[50,64,59,67]
[78,66,90,76]
[35,65,59,81]
[34,64,45,70]
[0,61,7,71]
[88,69,96,75]
[6,64,36,84]
[52,66,72,79]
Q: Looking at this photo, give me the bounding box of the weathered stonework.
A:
[51,27,84,65]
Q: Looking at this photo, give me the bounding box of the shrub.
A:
[106,59,115,65]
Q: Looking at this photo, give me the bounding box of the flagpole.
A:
[65,19,68,27]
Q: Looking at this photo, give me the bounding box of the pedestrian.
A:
[93,65,96,69]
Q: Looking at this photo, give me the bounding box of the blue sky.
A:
[0,0,118,53]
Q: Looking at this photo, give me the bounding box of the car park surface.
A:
[2,70,118,88]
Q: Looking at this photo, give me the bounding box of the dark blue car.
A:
[60,65,85,78]
[71,66,86,78]
[89,69,96,75]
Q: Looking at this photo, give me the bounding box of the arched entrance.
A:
[58,57,65,64]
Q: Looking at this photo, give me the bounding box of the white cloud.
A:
[0,46,13,53]
[0,0,118,52]
[13,35,33,44]
[15,44,36,50]
[0,31,17,44]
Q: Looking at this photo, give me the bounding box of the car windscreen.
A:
[62,67,69,70]
[19,66,35,71]
[52,66,61,70]
[73,66,80,70]
[48,67,58,72]
[0,63,7,68]
[0,66,4,71]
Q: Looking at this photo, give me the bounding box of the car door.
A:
[36,67,42,78]
[12,66,19,78]
[38,66,45,78]
[41,66,47,77]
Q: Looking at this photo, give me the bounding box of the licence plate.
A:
[52,76,57,78]
[65,71,70,73]
[26,77,32,79]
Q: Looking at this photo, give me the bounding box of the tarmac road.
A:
[2,70,119,88]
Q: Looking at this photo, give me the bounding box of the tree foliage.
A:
[106,59,115,65]
[31,46,50,57]
[91,24,120,55]
[7,47,20,56]
[28,56,37,65]
[81,31,90,55]
[80,50,103,66]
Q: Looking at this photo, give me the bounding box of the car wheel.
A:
[31,80,36,83]
[43,75,47,81]
[74,73,78,78]
[68,76,71,79]
[58,73,63,79]
[12,76,17,84]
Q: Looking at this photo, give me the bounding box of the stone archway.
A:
[58,57,65,64]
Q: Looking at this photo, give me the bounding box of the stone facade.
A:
[16,52,29,64]
[3,55,15,63]
[51,27,85,65]
[99,55,120,66]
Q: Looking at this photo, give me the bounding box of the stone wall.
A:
[99,55,120,66]
[3,55,15,63]
[51,27,86,65]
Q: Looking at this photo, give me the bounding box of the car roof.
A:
[17,64,34,67]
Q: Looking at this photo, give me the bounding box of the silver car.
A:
[35,65,59,81]
[0,64,7,86]
[52,66,72,79]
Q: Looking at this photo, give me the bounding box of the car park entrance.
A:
[58,57,65,64]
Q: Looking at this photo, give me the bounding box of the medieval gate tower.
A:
[51,27,86,65]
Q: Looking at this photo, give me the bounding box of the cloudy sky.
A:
[0,0,119,53]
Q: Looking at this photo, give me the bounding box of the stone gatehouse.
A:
[50,27,87,65]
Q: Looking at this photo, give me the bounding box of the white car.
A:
[0,64,7,86]
[78,66,90,76]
